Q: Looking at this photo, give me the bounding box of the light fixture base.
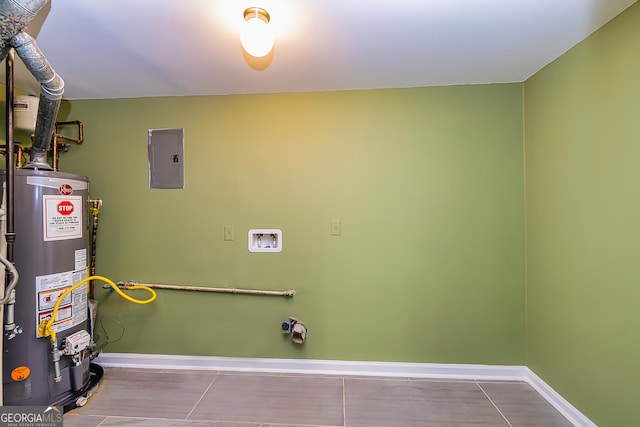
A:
[243,7,270,24]
[240,6,274,58]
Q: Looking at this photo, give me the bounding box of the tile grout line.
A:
[91,415,256,423]
[185,375,217,420]
[342,378,347,427]
[476,382,513,427]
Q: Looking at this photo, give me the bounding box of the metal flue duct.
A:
[0,0,64,169]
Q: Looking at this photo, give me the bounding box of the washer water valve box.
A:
[248,229,282,253]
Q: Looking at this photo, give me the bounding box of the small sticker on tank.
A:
[11,366,30,382]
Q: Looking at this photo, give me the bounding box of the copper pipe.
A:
[16,145,23,168]
[1,48,19,312]
[54,120,84,144]
[0,144,24,168]
[4,48,16,267]
[51,120,84,171]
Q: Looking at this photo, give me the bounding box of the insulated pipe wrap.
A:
[1,0,45,15]
[0,0,46,54]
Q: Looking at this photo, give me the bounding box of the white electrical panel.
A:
[248,229,282,253]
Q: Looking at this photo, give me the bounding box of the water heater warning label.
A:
[43,195,83,241]
[35,270,87,338]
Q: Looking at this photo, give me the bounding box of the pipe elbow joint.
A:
[10,31,64,98]
[41,75,64,100]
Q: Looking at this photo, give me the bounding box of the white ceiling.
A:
[6,0,638,100]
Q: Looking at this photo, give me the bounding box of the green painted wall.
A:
[48,84,525,364]
[0,2,636,423]
[524,2,640,426]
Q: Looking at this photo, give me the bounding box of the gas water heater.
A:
[2,168,94,406]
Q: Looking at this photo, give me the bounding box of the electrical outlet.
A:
[224,225,235,241]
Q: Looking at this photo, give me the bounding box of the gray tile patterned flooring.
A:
[64,368,573,427]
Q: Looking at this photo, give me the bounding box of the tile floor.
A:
[64,368,573,427]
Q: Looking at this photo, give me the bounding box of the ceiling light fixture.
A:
[240,7,274,58]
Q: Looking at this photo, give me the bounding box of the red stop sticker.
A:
[57,201,74,215]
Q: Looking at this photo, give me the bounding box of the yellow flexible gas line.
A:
[38,275,156,341]
[93,275,157,305]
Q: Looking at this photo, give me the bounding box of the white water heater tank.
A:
[13,94,39,133]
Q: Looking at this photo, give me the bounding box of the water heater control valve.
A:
[63,330,91,355]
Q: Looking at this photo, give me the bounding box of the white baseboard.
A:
[526,369,597,427]
[94,352,528,380]
[94,353,594,426]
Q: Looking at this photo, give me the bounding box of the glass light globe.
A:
[241,15,274,57]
